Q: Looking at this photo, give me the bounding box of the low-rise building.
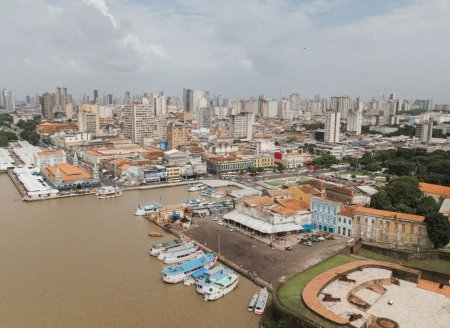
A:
[205,155,254,173]
[337,205,356,238]
[419,182,450,202]
[310,196,341,233]
[353,207,431,247]
[41,163,99,190]
[33,150,67,168]
[253,154,275,169]
[289,185,322,209]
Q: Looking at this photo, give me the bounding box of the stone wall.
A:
[361,243,450,261]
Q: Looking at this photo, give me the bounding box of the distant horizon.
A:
[2,1,450,102]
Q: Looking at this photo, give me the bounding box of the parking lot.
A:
[183,216,349,285]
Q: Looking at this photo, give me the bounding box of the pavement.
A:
[183,215,348,286]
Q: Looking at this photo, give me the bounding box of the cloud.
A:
[82,0,118,28]
[1,0,450,102]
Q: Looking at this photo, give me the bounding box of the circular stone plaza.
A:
[302,260,450,328]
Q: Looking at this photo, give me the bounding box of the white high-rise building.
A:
[330,96,353,118]
[277,98,291,119]
[154,95,167,116]
[289,93,301,113]
[78,104,100,133]
[123,98,155,144]
[230,113,254,140]
[268,100,278,118]
[182,88,203,114]
[325,111,341,143]
[197,107,213,129]
[347,99,363,135]
[0,89,16,111]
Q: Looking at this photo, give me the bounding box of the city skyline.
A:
[1,0,450,101]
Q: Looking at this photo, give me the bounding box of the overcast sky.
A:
[1,0,449,102]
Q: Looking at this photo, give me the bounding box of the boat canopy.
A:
[224,211,302,234]
[191,268,207,278]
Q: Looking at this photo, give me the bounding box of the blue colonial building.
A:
[310,196,341,233]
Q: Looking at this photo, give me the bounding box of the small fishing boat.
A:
[204,272,239,301]
[148,232,163,237]
[188,183,207,192]
[162,253,217,284]
[182,198,205,208]
[254,288,269,315]
[135,203,161,216]
[149,238,184,256]
[157,242,195,260]
[248,293,258,312]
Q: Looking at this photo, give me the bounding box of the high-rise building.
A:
[167,121,192,150]
[0,89,16,111]
[41,92,53,119]
[93,90,99,103]
[154,95,167,116]
[123,99,155,144]
[277,98,291,119]
[230,113,254,140]
[330,96,353,118]
[415,119,433,144]
[197,107,213,129]
[347,98,363,135]
[324,110,341,143]
[182,88,203,114]
[78,104,100,133]
[267,99,278,118]
[289,93,301,113]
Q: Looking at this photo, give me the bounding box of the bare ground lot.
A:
[183,216,348,285]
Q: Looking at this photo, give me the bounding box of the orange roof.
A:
[35,150,65,157]
[420,182,450,198]
[266,189,293,197]
[42,163,92,183]
[270,205,296,217]
[296,184,321,195]
[354,206,425,223]
[276,199,308,212]
[243,196,273,207]
[339,204,357,217]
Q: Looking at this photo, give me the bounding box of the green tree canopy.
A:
[383,176,423,210]
[370,190,394,211]
[385,159,416,176]
[0,134,8,147]
[312,155,339,168]
[416,196,439,216]
[425,212,450,248]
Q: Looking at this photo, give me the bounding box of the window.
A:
[348,219,351,225]
[338,227,341,234]
[339,217,341,222]
[348,229,351,237]
[344,218,346,224]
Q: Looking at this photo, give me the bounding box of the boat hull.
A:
[163,250,201,264]
[162,256,217,284]
[204,276,239,301]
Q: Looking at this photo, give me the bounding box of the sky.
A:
[0,0,449,102]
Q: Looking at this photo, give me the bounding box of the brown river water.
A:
[0,174,259,328]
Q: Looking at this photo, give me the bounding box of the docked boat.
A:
[202,188,225,199]
[248,293,259,312]
[184,265,224,286]
[96,186,122,199]
[254,288,269,315]
[149,238,184,256]
[195,268,233,294]
[204,272,239,301]
[157,242,196,260]
[188,183,207,192]
[162,248,202,264]
[135,203,161,216]
[162,253,217,284]
[182,198,205,208]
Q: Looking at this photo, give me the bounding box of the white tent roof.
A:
[224,211,302,234]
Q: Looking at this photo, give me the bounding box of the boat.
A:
[195,268,233,294]
[182,198,205,208]
[254,288,269,315]
[135,203,161,216]
[184,265,224,286]
[148,232,163,237]
[204,272,239,301]
[248,293,259,311]
[202,188,225,199]
[157,242,196,260]
[149,238,184,256]
[96,186,122,199]
[162,253,217,284]
[162,248,201,264]
[188,183,207,192]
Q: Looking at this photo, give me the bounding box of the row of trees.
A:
[370,176,450,248]
[17,118,41,145]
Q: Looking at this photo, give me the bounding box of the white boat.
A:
[248,293,258,312]
[157,242,195,260]
[135,203,161,216]
[188,183,207,192]
[163,249,202,264]
[195,268,233,294]
[184,265,224,286]
[162,253,217,284]
[254,288,269,315]
[182,198,205,208]
[149,238,184,256]
[204,272,239,301]
[96,186,122,199]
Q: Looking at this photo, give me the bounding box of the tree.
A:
[0,134,8,147]
[20,130,40,145]
[370,190,394,210]
[276,163,285,172]
[365,162,382,172]
[312,155,339,168]
[384,176,423,210]
[385,160,415,176]
[425,212,450,248]
[416,196,439,216]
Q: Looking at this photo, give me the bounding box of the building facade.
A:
[310,196,341,233]
[167,121,191,150]
[324,110,341,143]
[230,113,253,140]
[123,100,155,144]
[33,150,67,168]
